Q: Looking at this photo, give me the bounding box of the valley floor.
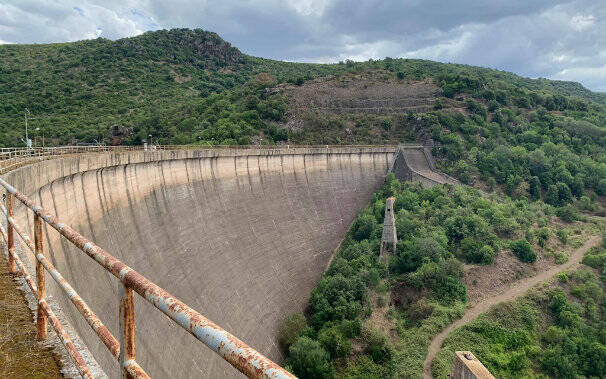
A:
[424,234,602,379]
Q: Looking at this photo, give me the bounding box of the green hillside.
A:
[0,28,603,147]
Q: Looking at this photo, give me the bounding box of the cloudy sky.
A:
[1,0,604,91]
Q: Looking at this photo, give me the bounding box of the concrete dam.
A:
[1,146,452,378]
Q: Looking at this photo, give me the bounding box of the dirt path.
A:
[423,235,601,379]
[0,253,63,378]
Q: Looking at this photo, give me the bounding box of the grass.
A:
[391,301,466,378]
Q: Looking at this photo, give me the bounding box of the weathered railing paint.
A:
[0,202,120,360]
[0,173,296,378]
[34,214,47,340]
[6,193,15,274]
[0,210,94,379]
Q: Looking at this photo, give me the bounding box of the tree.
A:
[557,182,572,205]
[529,176,541,200]
[288,337,334,379]
[505,175,518,196]
[278,313,307,351]
[351,214,377,241]
[511,239,536,263]
[546,184,560,205]
[318,327,352,358]
[570,176,584,198]
[556,205,578,223]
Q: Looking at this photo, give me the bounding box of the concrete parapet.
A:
[451,351,495,379]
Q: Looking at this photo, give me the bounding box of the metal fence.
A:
[0,149,299,378]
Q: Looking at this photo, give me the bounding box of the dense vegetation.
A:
[424,83,606,208]
[279,176,576,378]
[432,261,606,378]
[0,29,348,146]
[1,28,604,150]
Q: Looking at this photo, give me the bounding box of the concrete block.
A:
[451,351,495,379]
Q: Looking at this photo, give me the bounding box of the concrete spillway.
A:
[2,147,395,378]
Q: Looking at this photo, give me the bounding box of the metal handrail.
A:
[0,177,296,378]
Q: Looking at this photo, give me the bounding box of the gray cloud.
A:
[0,0,604,91]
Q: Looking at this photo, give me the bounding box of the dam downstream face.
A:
[29,151,391,378]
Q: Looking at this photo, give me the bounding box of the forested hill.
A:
[0,27,604,147]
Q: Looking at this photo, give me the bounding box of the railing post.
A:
[120,283,136,379]
[6,193,15,274]
[34,213,47,339]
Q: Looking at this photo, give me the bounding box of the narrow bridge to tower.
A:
[389,145,459,186]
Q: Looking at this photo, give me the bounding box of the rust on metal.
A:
[0,202,120,360]
[6,193,15,274]
[34,214,48,340]
[0,221,94,379]
[120,284,139,379]
[123,360,151,379]
[0,175,296,379]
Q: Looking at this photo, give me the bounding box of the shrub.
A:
[546,185,560,205]
[577,196,595,211]
[351,214,377,241]
[478,245,497,264]
[511,239,537,263]
[318,327,352,358]
[556,229,568,244]
[288,337,334,379]
[582,251,606,269]
[339,318,362,338]
[460,238,495,264]
[535,227,550,247]
[529,176,541,200]
[342,355,390,379]
[556,205,578,222]
[554,252,568,264]
[434,276,468,303]
[363,328,392,364]
[278,313,307,351]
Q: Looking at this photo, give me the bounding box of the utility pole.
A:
[24,108,33,148]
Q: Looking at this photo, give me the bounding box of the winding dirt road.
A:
[422,235,601,379]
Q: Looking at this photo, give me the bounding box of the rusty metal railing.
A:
[0,174,296,378]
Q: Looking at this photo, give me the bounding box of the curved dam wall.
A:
[2,147,394,378]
